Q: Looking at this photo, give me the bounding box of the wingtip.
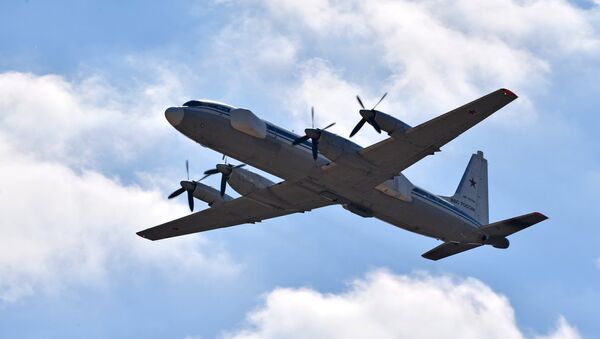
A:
[421,253,439,261]
[533,212,549,221]
[136,231,152,240]
[500,88,518,99]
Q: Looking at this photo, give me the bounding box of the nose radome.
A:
[165,107,184,127]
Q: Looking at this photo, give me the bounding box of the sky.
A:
[0,0,599,338]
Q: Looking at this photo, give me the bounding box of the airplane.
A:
[137,88,547,260]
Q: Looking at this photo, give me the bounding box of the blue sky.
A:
[0,0,599,338]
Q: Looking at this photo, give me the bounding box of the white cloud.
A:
[224,0,600,136]
[0,72,239,302]
[534,316,580,339]
[0,139,238,302]
[208,16,298,82]
[284,59,382,145]
[224,270,580,339]
[0,70,181,167]
[195,0,599,139]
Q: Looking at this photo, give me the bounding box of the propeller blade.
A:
[367,117,382,134]
[356,95,365,109]
[187,190,194,212]
[311,106,315,129]
[292,135,310,145]
[372,92,388,110]
[311,139,319,160]
[203,168,220,175]
[185,160,189,180]
[233,164,246,169]
[350,118,367,138]
[322,122,336,130]
[220,174,227,196]
[168,187,186,199]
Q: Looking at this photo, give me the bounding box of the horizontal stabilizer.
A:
[423,212,547,261]
[422,242,482,261]
[481,212,547,237]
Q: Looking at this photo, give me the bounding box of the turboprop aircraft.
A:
[137,88,547,260]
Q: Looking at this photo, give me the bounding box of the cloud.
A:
[208,0,600,138]
[213,17,297,73]
[224,270,580,339]
[0,70,181,167]
[283,59,376,143]
[534,317,581,339]
[0,72,238,302]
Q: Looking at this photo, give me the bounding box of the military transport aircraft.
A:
[137,89,547,260]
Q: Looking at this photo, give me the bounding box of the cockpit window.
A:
[183,100,202,107]
[182,100,232,113]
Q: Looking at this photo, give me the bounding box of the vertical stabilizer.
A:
[448,151,489,225]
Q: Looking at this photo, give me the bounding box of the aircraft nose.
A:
[165,107,184,127]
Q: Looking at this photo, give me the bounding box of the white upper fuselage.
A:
[165,100,486,244]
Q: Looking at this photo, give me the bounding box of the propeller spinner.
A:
[291,107,335,160]
[201,162,246,197]
[167,160,198,212]
[349,92,387,138]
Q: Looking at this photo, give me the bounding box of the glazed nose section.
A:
[165,107,184,127]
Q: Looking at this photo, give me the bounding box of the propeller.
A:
[201,162,246,197]
[291,107,335,160]
[349,92,387,138]
[167,160,198,212]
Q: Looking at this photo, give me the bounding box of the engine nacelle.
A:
[228,167,275,196]
[192,182,233,206]
[373,111,411,137]
[317,130,363,163]
[375,174,413,202]
[230,108,267,139]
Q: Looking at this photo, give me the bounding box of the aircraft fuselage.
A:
[167,103,486,244]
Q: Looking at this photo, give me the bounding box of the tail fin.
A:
[446,151,489,225]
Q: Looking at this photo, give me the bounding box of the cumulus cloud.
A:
[224,270,580,339]
[0,70,180,166]
[0,72,238,302]
[283,59,378,143]
[207,0,599,139]
[534,317,581,339]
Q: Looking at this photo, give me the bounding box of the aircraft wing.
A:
[137,180,333,240]
[355,89,517,188]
